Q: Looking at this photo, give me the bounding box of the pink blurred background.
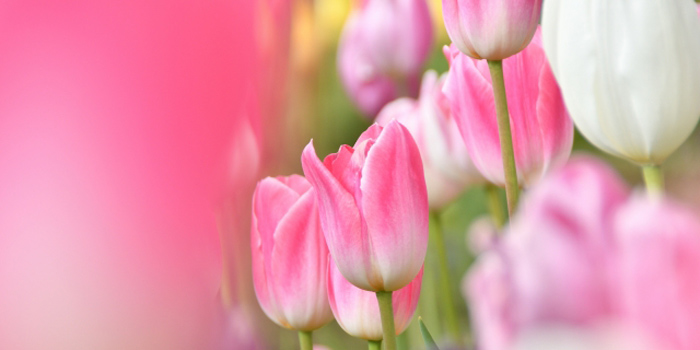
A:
[0,1,259,349]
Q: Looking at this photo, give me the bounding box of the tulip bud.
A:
[376,70,484,208]
[327,261,423,341]
[465,157,630,350]
[301,121,429,292]
[614,196,700,350]
[250,175,333,331]
[443,29,574,187]
[338,0,433,117]
[542,0,700,165]
[442,0,542,60]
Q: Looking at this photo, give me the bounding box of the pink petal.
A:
[359,120,428,291]
[301,141,372,289]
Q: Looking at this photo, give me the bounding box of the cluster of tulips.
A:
[250,0,700,349]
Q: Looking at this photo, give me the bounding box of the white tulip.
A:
[542,0,700,165]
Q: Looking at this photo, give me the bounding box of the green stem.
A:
[376,291,397,350]
[429,211,462,344]
[487,60,520,218]
[485,185,506,229]
[298,331,313,350]
[368,340,382,350]
[642,165,664,195]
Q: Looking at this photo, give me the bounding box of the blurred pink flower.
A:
[442,0,542,60]
[328,260,422,340]
[614,196,700,350]
[465,157,629,350]
[376,70,484,209]
[337,0,432,117]
[250,176,333,331]
[443,28,573,188]
[465,156,700,350]
[301,121,428,292]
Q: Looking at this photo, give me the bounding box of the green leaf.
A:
[418,317,440,350]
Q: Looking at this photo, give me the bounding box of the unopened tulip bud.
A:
[442,0,542,60]
[328,261,422,341]
[301,121,428,292]
[250,175,333,331]
[338,0,432,117]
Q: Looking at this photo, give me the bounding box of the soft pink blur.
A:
[337,0,433,117]
[328,260,422,341]
[442,0,542,60]
[301,121,428,292]
[0,1,256,349]
[465,156,700,350]
[443,28,573,187]
[376,70,483,209]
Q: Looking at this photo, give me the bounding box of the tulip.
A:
[542,0,700,167]
[327,261,423,341]
[465,157,630,350]
[443,29,574,188]
[614,196,700,350]
[337,0,432,117]
[442,0,542,60]
[376,70,484,208]
[301,120,428,292]
[250,175,333,331]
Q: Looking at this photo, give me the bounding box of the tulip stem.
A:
[298,331,313,350]
[376,291,397,350]
[642,165,664,195]
[429,211,462,344]
[487,60,520,218]
[368,340,382,350]
[485,185,506,229]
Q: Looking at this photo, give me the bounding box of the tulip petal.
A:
[271,189,332,331]
[301,141,373,290]
[359,120,428,291]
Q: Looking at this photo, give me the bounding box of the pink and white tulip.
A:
[301,121,428,292]
[328,261,423,341]
[442,0,542,60]
[338,0,433,117]
[443,29,573,187]
[466,156,700,350]
[465,157,630,350]
[250,175,333,331]
[376,70,484,208]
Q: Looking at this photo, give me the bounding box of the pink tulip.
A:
[301,121,428,292]
[376,70,484,208]
[250,175,333,331]
[337,0,432,117]
[443,28,573,187]
[442,0,542,60]
[328,260,423,340]
[613,196,700,350]
[465,157,630,350]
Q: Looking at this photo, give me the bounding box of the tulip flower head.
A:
[301,121,429,292]
[465,157,630,350]
[376,70,484,208]
[250,175,333,331]
[442,0,542,60]
[443,28,574,187]
[338,0,433,117]
[542,0,700,165]
[327,261,423,341]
